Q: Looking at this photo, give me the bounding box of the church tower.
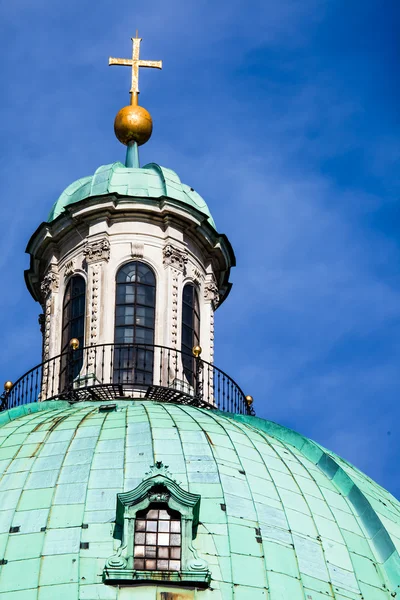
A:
[21,36,250,416]
[0,36,398,600]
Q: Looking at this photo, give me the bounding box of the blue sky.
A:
[1,1,399,497]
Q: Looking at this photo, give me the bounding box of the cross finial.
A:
[109,35,162,106]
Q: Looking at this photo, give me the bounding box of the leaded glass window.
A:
[134,504,181,571]
[114,261,156,385]
[181,283,200,384]
[60,275,86,389]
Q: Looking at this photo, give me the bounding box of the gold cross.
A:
[109,34,162,105]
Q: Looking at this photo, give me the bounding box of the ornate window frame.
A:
[103,462,210,587]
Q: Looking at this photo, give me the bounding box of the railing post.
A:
[0,381,12,411]
[67,338,80,400]
[193,345,203,406]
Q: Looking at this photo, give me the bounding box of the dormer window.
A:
[134,504,181,571]
[103,462,210,587]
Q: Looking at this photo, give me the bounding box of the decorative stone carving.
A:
[171,269,179,349]
[83,237,110,264]
[103,462,210,587]
[163,244,188,272]
[192,267,204,286]
[64,259,75,279]
[204,282,220,308]
[40,296,52,398]
[90,264,100,344]
[210,309,215,363]
[40,265,59,299]
[38,313,45,335]
[130,241,144,259]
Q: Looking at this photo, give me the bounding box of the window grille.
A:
[60,275,86,388]
[114,261,156,385]
[181,283,200,384]
[134,504,181,571]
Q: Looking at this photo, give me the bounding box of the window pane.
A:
[158,521,169,532]
[146,533,157,545]
[170,521,181,533]
[135,327,154,344]
[169,560,181,571]
[183,284,194,307]
[158,533,170,546]
[182,325,192,348]
[157,559,169,570]
[134,559,144,570]
[145,546,156,558]
[170,547,180,559]
[170,534,181,546]
[135,306,155,328]
[117,263,136,284]
[136,520,146,531]
[158,547,169,558]
[115,305,134,326]
[145,559,156,570]
[147,509,158,519]
[158,509,170,520]
[146,520,157,532]
[135,532,145,544]
[136,285,155,307]
[134,545,145,557]
[137,263,155,285]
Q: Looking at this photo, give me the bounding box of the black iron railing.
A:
[0,343,254,416]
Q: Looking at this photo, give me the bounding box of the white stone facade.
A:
[26,195,233,377]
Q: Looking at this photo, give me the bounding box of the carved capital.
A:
[40,266,59,299]
[204,282,220,308]
[83,237,110,264]
[163,244,188,271]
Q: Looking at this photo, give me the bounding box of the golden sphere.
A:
[70,338,80,351]
[4,381,13,392]
[245,395,254,406]
[114,105,153,146]
[192,345,202,358]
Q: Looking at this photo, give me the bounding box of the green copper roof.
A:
[0,400,398,599]
[47,162,216,229]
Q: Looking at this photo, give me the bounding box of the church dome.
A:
[0,399,398,599]
[47,161,216,229]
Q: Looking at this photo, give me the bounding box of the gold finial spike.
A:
[109,36,162,147]
[4,381,13,393]
[109,36,162,106]
[70,338,80,351]
[245,395,254,406]
[192,345,202,358]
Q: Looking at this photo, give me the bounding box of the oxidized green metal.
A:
[47,161,216,230]
[0,400,398,599]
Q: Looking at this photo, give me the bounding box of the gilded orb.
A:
[70,338,80,351]
[245,395,254,406]
[192,345,202,358]
[4,381,13,392]
[114,105,153,146]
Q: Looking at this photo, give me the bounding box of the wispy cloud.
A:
[0,0,399,497]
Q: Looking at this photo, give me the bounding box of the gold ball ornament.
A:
[114,104,153,146]
[70,338,80,351]
[4,381,13,392]
[192,345,202,358]
[245,395,254,406]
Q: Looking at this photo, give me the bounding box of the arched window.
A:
[134,504,181,571]
[60,275,86,389]
[114,261,156,386]
[181,283,200,384]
